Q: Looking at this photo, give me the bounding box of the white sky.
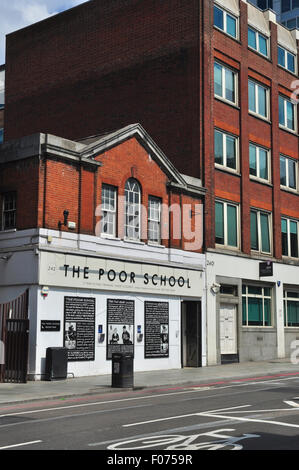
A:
[0,0,88,65]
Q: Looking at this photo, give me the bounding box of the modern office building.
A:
[250,0,299,29]
[1,0,299,379]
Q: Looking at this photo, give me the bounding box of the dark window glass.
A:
[281,218,288,256]
[214,5,224,30]
[282,0,291,13]
[215,202,224,244]
[290,220,298,257]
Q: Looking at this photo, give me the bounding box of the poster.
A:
[107,299,134,359]
[64,297,95,362]
[145,301,169,358]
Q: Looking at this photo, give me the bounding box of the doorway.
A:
[181,301,202,368]
[220,303,239,364]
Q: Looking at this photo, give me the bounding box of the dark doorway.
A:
[181,301,202,368]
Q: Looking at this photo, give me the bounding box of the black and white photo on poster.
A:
[64,297,95,362]
[107,299,134,359]
[65,322,77,349]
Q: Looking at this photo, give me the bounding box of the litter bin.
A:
[112,353,134,388]
[45,347,68,381]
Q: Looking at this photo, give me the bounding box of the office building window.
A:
[242,285,272,326]
[279,95,296,131]
[0,129,3,144]
[1,192,16,231]
[280,155,297,190]
[284,291,299,327]
[250,209,271,254]
[101,184,117,237]
[249,143,270,181]
[281,0,291,13]
[248,27,268,56]
[248,80,269,119]
[214,129,238,171]
[148,196,161,244]
[214,62,237,105]
[214,4,237,38]
[278,46,296,73]
[282,217,299,258]
[215,200,239,248]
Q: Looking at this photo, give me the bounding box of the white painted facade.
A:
[0,229,206,379]
[206,250,299,365]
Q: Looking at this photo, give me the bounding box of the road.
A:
[1,373,299,453]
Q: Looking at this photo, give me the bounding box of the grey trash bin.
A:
[112,353,134,388]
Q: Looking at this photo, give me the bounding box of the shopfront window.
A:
[242,285,272,326]
[284,291,299,327]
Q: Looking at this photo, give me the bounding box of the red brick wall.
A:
[0,157,39,229]
[4,0,201,177]
[0,137,203,252]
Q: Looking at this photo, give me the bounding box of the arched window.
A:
[125,178,141,240]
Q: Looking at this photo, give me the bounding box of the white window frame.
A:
[242,285,272,327]
[284,290,299,328]
[125,178,141,242]
[214,61,238,106]
[148,196,162,244]
[214,129,239,173]
[279,95,297,132]
[250,208,272,255]
[249,143,271,183]
[214,4,238,39]
[1,192,16,231]
[280,154,298,191]
[215,200,240,250]
[100,184,117,238]
[278,45,296,74]
[281,217,299,259]
[248,26,269,58]
[248,79,270,121]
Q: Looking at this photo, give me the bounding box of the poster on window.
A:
[107,299,134,359]
[64,297,95,362]
[145,301,169,358]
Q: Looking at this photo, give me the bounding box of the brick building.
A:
[1,0,299,372]
[0,124,206,380]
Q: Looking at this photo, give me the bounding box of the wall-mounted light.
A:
[0,252,13,261]
[58,210,69,230]
[211,282,221,294]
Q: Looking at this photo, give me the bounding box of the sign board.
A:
[107,299,134,360]
[259,261,273,277]
[41,320,61,332]
[145,301,169,359]
[40,252,203,298]
[64,297,95,362]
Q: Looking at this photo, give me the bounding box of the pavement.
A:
[0,358,299,405]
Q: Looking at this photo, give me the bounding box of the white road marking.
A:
[0,440,42,450]
[0,375,297,420]
[284,401,299,408]
[123,405,251,427]
[200,411,299,429]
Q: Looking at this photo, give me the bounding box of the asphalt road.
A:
[1,374,299,453]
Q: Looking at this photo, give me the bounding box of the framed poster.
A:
[64,297,95,362]
[107,299,134,360]
[145,301,169,358]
